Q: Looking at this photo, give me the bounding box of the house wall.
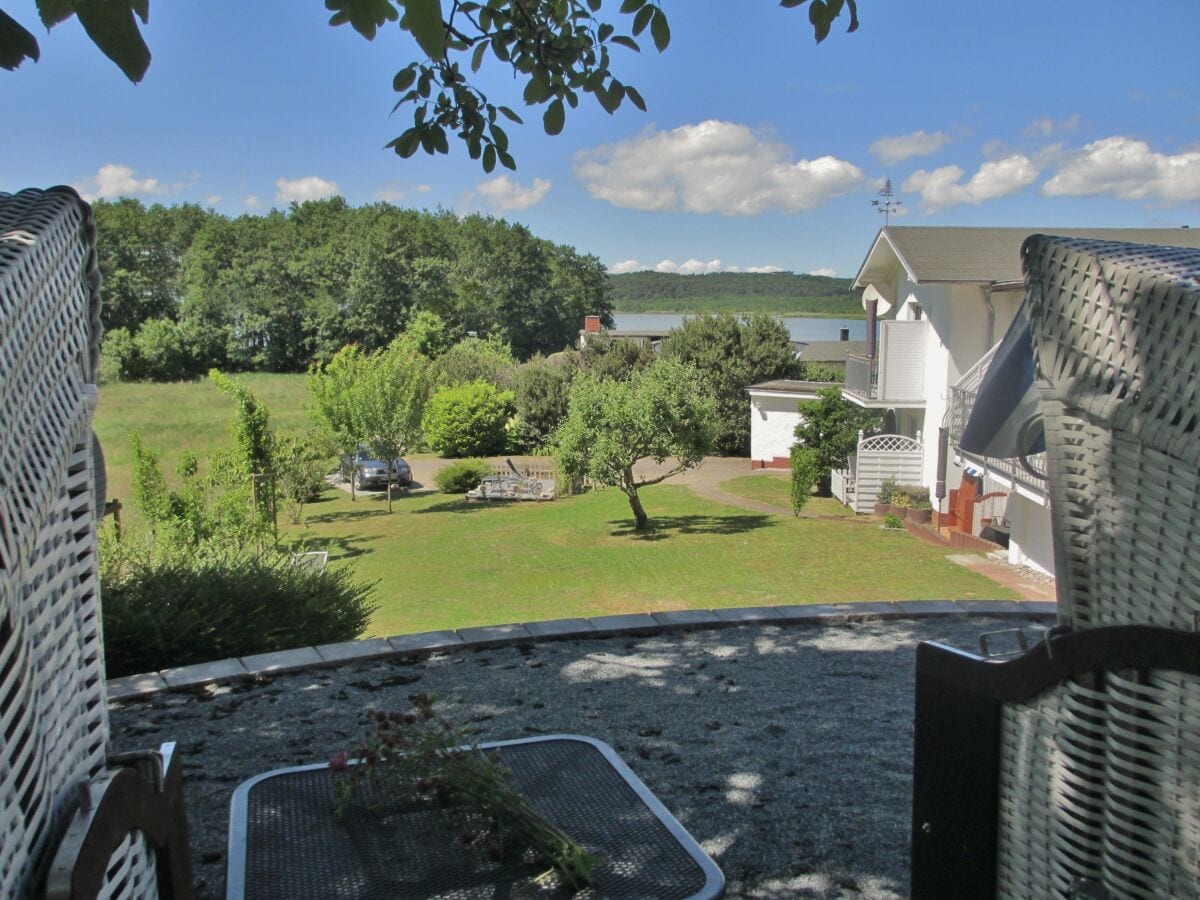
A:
[1006,492,1055,576]
[749,391,820,463]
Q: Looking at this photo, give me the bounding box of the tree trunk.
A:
[622,467,649,529]
[386,474,393,513]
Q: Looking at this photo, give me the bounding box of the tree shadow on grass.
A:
[412,498,501,515]
[304,508,393,525]
[287,533,377,561]
[608,513,778,541]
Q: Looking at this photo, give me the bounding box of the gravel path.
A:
[110,615,1046,898]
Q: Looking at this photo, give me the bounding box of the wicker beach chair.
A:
[0,188,192,899]
[912,237,1200,899]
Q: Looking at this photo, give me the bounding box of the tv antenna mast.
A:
[872,179,902,225]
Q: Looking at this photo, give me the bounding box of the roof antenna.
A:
[872,179,901,226]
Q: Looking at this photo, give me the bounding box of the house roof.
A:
[798,340,867,363]
[748,379,840,395]
[853,226,1200,289]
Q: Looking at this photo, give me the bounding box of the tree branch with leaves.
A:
[1,0,858,171]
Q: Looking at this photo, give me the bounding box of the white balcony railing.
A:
[843,321,926,405]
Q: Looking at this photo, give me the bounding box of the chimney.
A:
[584,315,602,334]
[839,327,850,342]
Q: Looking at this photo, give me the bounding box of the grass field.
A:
[95,377,1016,638]
[718,473,856,517]
[281,483,1014,636]
[96,374,314,517]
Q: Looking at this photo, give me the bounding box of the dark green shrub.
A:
[100,537,376,678]
[423,381,514,457]
[883,513,905,530]
[99,326,139,382]
[789,445,821,515]
[511,355,577,451]
[433,458,493,493]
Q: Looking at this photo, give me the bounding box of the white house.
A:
[845,225,1200,575]
[747,379,841,468]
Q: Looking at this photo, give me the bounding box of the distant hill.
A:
[608,271,860,317]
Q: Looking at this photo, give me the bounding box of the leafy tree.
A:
[133,318,189,380]
[661,312,799,455]
[793,386,882,494]
[274,431,338,524]
[423,381,514,458]
[434,335,518,389]
[511,355,578,451]
[99,327,139,382]
[309,339,432,510]
[401,310,456,359]
[578,334,654,381]
[209,370,274,475]
[554,358,716,530]
[0,2,858,169]
[797,361,844,382]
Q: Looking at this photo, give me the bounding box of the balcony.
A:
[842,320,927,407]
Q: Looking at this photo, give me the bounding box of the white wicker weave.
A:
[995,237,1200,899]
[0,188,156,899]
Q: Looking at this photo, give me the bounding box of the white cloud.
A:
[609,259,785,275]
[373,183,406,203]
[74,163,166,201]
[1041,136,1200,204]
[243,194,262,209]
[204,194,222,207]
[608,259,644,274]
[413,184,432,194]
[275,176,340,204]
[902,155,1039,212]
[471,175,551,212]
[574,120,864,216]
[1025,114,1081,137]
[869,130,952,165]
[809,267,838,277]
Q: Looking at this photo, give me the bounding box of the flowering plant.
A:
[330,693,598,890]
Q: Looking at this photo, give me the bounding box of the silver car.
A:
[339,446,412,491]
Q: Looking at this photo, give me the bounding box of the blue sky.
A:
[2,1,1197,277]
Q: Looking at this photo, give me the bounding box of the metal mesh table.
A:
[227,735,723,899]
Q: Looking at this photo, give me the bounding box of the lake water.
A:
[612,313,865,344]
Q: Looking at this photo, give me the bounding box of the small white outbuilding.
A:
[747,380,840,469]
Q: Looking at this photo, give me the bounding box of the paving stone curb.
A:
[107,600,1057,701]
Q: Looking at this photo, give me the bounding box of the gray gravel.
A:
[110,616,1045,898]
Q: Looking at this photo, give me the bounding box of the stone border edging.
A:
[106,599,1057,701]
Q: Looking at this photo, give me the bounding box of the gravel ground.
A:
[110,616,1047,898]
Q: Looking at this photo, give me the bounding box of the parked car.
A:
[339,445,412,491]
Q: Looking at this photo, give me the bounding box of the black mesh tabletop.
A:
[227,735,723,899]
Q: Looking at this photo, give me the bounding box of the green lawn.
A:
[96,373,313,523]
[718,473,855,517]
[282,483,1014,637]
[96,377,1015,639]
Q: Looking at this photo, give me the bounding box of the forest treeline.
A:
[608,270,859,316]
[93,197,613,379]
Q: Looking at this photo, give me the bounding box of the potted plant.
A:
[874,476,898,517]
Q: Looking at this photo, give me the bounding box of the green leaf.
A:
[498,148,516,171]
[36,0,74,28]
[392,66,417,91]
[430,125,449,154]
[587,0,601,10]
[470,40,487,72]
[483,144,497,173]
[522,71,553,104]
[618,0,645,12]
[0,10,40,71]
[542,98,565,136]
[625,84,646,112]
[388,127,422,158]
[631,5,654,36]
[401,0,447,59]
[845,0,859,33]
[497,105,523,124]
[597,22,613,42]
[779,0,807,7]
[609,35,638,52]
[326,0,400,39]
[809,0,831,42]
[73,0,151,83]
[649,8,669,51]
